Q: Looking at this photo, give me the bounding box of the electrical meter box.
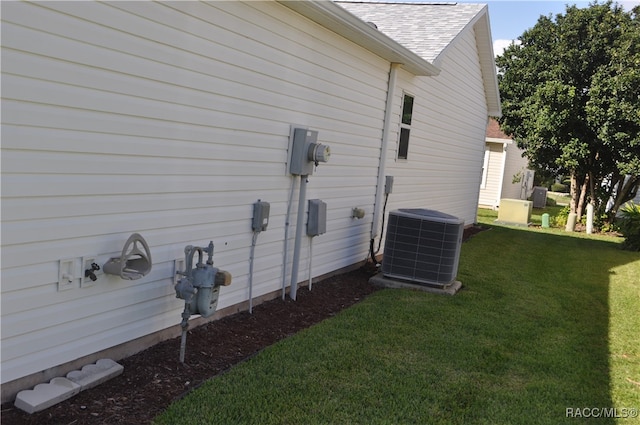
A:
[252,200,270,232]
[307,199,327,236]
[288,128,330,176]
[385,175,394,194]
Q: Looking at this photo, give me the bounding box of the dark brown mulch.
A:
[1,267,380,425]
[1,225,486,425]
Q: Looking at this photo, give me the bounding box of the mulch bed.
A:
[1,226,485,425]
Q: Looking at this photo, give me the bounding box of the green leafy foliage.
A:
[553,205,571,228]
[619,203,640,250]
[551,183,568,193]
[496,2,640,216]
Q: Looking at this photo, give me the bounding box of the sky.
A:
[455,0,640,56]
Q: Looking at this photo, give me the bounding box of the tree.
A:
[496,1,640,224]
[586,5,640,216]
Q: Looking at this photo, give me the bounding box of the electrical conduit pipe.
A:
[248,231,258,313]
[308,236,314,290]
[371,63,399,242]
[282,176,297,299]
[370,63,400,265]
[290,175,308,300]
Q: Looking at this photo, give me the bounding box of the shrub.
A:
[551,183,568,193]
[618,203,640,251]
[553,205,571,228]
[590,211,619,233]
[546,197,557,207]
[598,218,619,234]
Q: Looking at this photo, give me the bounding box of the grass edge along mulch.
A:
[154,224,640,425]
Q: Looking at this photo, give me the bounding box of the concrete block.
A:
[14,377,81,414]
[66,358,124,391]
[369,273,462,295]
[14,359,123,414]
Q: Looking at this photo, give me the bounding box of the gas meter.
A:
[174,241,231,362]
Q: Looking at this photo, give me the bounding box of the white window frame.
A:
[397,92,414,160]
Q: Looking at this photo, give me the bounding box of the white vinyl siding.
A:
[478,141,533,208]
[478,143,507,208]
[1,0,390,386]
[385,28,488,225]
[1,0,498,397]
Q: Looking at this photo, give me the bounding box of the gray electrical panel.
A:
[307,199,327,236]
[252,200,270,232]
[290,128,317,175]
[385,175,394,194]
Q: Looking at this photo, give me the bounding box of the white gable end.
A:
[336,1,501,117]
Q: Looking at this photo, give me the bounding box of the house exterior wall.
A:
[478,142,506,208]
[501,144,534,200]
[1,0,495,397]
[1,0,391,391]
[385,28,489,224]
[478,141,534,209]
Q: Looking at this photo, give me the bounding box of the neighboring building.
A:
[478,118,534,209]
[1,0,500,401]
[608,175,640,214]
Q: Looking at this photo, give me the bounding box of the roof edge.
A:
[431,4,486,67]
[278,0,440,76]
[431,5,500,117]
[475,9,502,117]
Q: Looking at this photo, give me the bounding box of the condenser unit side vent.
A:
[382,209,463,287]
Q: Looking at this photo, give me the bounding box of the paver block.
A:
[66,358,124,391]
[369,273,462,295]
[14,377,81,414]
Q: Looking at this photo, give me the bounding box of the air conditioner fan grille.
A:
[382,209,463,286]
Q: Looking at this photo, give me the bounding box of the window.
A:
[398,93,414,160]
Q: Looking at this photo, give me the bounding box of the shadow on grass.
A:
[460,220,639,424]
[155,221,639,425]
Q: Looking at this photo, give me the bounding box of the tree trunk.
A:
[569,171,578,214]
[589,171,596,209]
[576,175,589,220]
[610,175,640,218]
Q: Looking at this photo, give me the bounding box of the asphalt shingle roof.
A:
[486,118,511,139]
[335,1,486,64]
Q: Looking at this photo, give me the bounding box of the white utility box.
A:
[497,199,533,226]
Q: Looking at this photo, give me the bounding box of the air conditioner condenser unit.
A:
[381,208,464,288]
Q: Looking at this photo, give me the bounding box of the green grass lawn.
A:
[154,218,640,425]
[531,205,565,226]
[477,204,567,229]
[547,191,571,206]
